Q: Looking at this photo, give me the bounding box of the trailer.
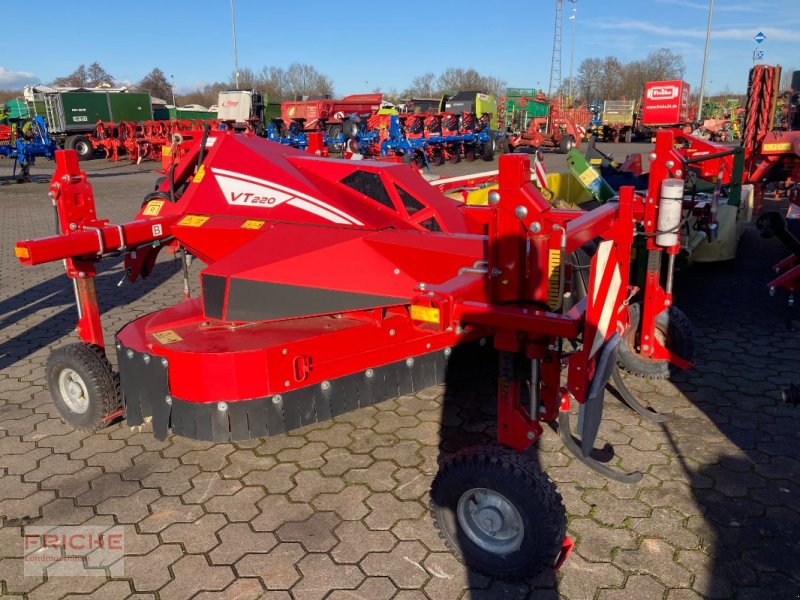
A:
[641,80,692,134]
[281,93,383,134]
[23,86,154,159]
[601,99,638,143]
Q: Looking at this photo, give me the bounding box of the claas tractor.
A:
[15,128,694,579]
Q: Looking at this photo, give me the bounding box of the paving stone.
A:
[252,495,313,531]
[235,543,305,589]
[423,552,477,600]
[208,523,277,564]
[365,493,425,530]
[597,574,666,599]
[557,553,625,600]
[204,486,264,521]
[181,471,243,504]
[331,520,396,563]
[569,518,637,563]
[291,553,364,600]
[289,470,345,502]
[161,513,226,553]
[614,538,693,588]
[361,541,430,589]
[158,554,234,600]
[124,544,184,592]
[192,578,265,600]
[276,511,340,552]
[137,496,203,533]
[311,484,370,520]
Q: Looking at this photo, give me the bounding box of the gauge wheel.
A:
[46,343,121,431]
[617,302,695,379]
[430,446,566,579]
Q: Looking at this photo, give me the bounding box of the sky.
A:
[1,0,798,97]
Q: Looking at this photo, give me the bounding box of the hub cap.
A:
[457,487,524,555]
[58,368,89,414]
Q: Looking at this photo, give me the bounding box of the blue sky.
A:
[1,0,798,96]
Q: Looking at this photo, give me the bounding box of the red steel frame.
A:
[15,129,688,455]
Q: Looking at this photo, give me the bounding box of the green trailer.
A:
[504,88,549,131]
[25,89,154,158]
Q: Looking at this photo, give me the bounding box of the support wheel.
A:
[46,343,121,431]
[617,302,695,379]
[430,446,566,579]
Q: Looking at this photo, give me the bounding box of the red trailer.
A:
[641,80,691,126]
[281,93,383,133]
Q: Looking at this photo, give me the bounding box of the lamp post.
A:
[697,0,715,122]
[170,74,176,106]
[568,0,577,103]
[230,0,240,89]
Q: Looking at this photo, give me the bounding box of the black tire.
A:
[558,135,574,154]
[624,129,632,144]
[412,150,426,169]
[481,142,494,161]
[71,135,94,161]
[447,146,461,164]
[617,302,695,380]
[342,119,359,140]
[430,446,566,579]
[429,147,444,167]
[45,343,121,431]
[464,145,477,162]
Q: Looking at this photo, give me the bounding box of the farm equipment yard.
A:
[0,141,798,599]
[2,0,800,597]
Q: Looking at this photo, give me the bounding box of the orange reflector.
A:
[14,246,30,259]
[410,305,441,324]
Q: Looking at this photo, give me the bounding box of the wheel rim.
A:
[75,141,90,156]
[57,368,90,414]
[457,487,524,555]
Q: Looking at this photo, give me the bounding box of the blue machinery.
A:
[0,116,57,180]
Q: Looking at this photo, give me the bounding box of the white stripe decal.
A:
[287,198,353,224]
[592,242,611,304]
[590,265,621,359]
[212,167,364,226]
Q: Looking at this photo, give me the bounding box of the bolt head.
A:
[642,344,650,351]
[165,395,172,406]
[321,380,331,390]
[666,160,675,168]
[282,348,288,355]
[675,169,683,177]
[405,357,414,367]
[143,354,150,364]
[488,191,501,205]
[527,431,535,440]
[649,153,657,160]
[126,349,134,359]
[161,357,168,368]
[444,347,452,357]
[365,368,374,378]
[514,205,528,219]
[273,394,283,404]
[217,401,228,412]
[393,268,400,275]
[389,329,396,336]
[529,221,542,233]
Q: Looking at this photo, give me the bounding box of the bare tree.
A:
[577,57,603,101]
[52,65,88,87]
[87,62,114,88]
[404,72,437,97]
[137,68,172,102]
[284,63,333,99]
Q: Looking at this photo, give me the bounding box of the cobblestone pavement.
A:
[0,157,798,599]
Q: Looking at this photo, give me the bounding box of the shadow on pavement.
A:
[664,226,800,597]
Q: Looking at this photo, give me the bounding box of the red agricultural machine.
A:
[508,105,584,154]
[16,128,696,578]
[281,93,383,135]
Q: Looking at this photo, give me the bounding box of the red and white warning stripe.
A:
[588,240,622,359]
[533,153,549,191]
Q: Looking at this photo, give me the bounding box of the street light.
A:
[568,0,577,102]
[230,0,240,89]
[697,0,715,122]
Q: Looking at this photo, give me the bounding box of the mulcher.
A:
[16,128,695,578]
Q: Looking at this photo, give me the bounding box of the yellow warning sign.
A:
[547,249,562,309]
[162,146,171,156]
[143,200,165,216]
[241,220,266,230]
[763,142,791,152]
[579,168,598,187]
[152,330,183,344]
[193,164,206,183]
[177,215,209,227]
[589,158,602,165]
